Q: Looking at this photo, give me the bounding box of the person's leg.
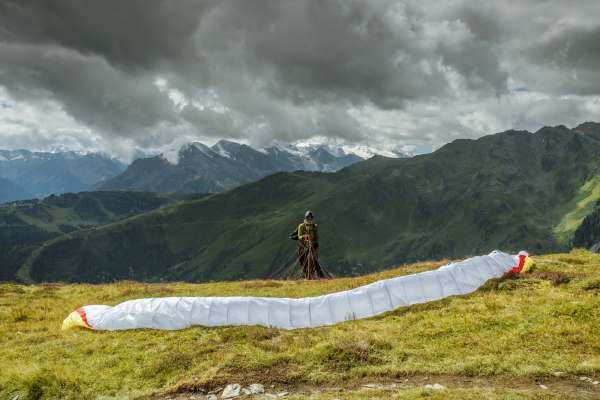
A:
[312,251,325,278]
[307,250,314,279]
[298,244,308,277]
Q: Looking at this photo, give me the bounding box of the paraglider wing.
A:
[62,250,525,331]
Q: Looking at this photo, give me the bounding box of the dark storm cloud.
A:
[524,25,600,95]
[0,42,178,135]
[0,0,599,157]
[208,1,449,107]
[0,0,464,104]
[0,0,211,69]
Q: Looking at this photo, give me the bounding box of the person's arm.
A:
[314,224,320,242]
[298,223,305,240]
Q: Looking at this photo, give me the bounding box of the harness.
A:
[301,222,318,241]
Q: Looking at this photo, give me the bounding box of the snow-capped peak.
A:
[180,142,216,158]
[213,142,232,159]
[211,139,246,159]
[340,145,401,159]
[164,139,407,169]
[262,141,305,157]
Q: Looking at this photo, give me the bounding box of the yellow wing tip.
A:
[61,310,91,331]
[522,256,535,272]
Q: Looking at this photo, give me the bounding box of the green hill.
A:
[1,251,599,399]
[20,123,600,283]
[0,191,205,282]
[573,200,600,251]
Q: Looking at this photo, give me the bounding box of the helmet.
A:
[304,210,314,220]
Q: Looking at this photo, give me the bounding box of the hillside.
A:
[21,123,600,283]
[0,191,205,282]
[98,141,364,194]
[1,251,599,399]
[573,200,600,251]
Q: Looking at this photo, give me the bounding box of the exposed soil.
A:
[143,373,600,399]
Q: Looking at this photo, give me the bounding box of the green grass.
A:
[1,251,600,399]
[554,174,600,244]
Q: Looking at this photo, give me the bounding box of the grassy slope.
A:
[554,173,600,244]
[4,191,207,233]
[0,191,205,281]
[1,250,599,399]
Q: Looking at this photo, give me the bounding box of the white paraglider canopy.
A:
[62,250,524,331]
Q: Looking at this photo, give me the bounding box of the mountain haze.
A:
[0,177,32,203]
[18,123,600,283]
[0,150,126,199]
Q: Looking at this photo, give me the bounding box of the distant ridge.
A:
[0,149,126,198]
[97,141,367,193]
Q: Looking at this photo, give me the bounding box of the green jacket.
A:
[298,222,319,243]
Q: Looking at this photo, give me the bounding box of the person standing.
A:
[296,210,325,279]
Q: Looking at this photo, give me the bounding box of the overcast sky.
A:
[1,0,599,161]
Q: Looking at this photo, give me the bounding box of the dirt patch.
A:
[528,271,571,286]
[118,284,175,297]
[143,373,600,399]
[240,281,283,289]
[162,359,304,397]
[39,282,65,289]
[219,358,300,385]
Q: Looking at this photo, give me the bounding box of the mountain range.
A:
[98,141,366,193]
[11,122,600,283]
[0,150,126,201]
[0,143,372,202]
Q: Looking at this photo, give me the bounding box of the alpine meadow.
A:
[1,1,600,399]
